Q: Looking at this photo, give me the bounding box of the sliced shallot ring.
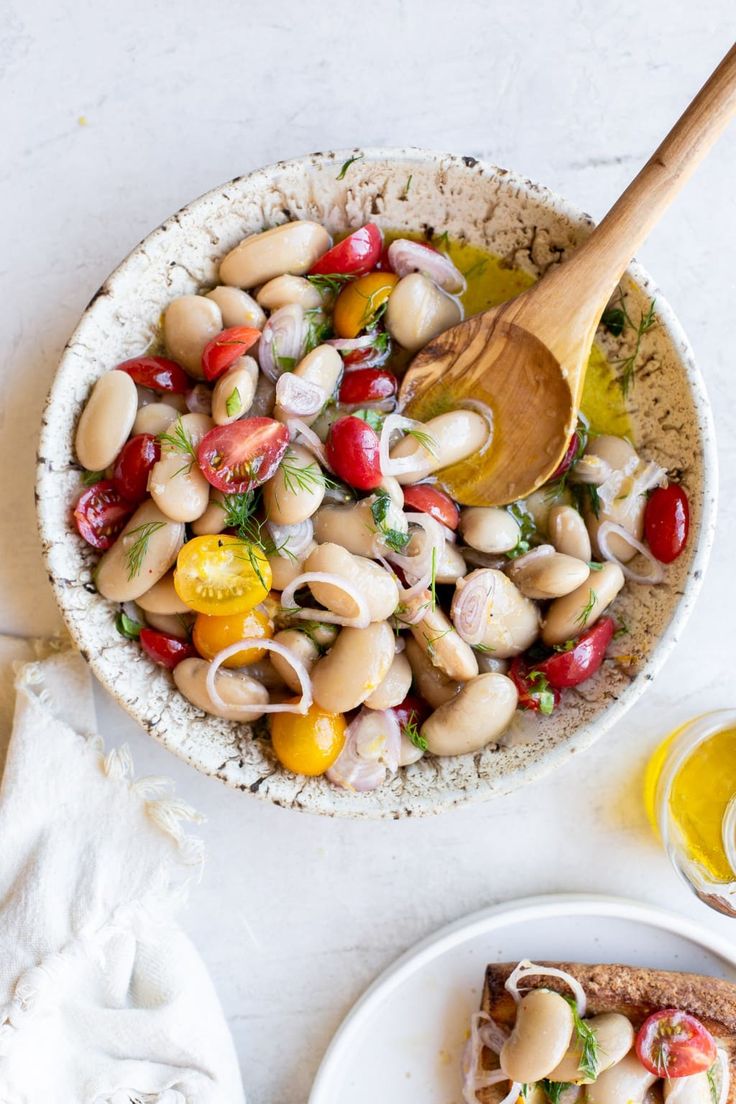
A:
[327,335,376,351]
[205,639,313,715]
[259,303,307,381]
[268,518,314,559]
[451,570,495,646]
[597,520,665,584]
[379,413,437,478]
[387,238,466,294]
[276,373,327,418]
[387,513,445,600]
[715,1047,730,1104]
[286,418,332,471]
[504,959,587,1016]
[281,571,371,628]
[326,707,401,792]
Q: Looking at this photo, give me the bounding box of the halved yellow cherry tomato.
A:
[333,272,399,338]
[270,702,346,776]
[174,534,271,615]
[193,606,273,668]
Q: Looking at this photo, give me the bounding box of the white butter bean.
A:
[206,285,266,329]
[304,543,399,622]
[364,652,412,710]
[549,504,592,562]
[586,1052,657,1104]
[410,603,478,681]
[422,672,518,755]
[270,629,320,692]
[500,989,574,1084]
[219,221,331,289]
[133,401,180,437]
[173,657,268,722]
[149,413,212,522]
[75,371,137,471]
[273,344,343,425]
[404,637,463,708]
[313,500,382,557]
[390,411,489,484]
[136,569,190,614]
[461,507,520,554]
[257,274,324,311]
[142,609,194,636]
[163,295,222,378]
[507,545,590,599]
[435,540,467,584]
[542,562,624,646]
[268,542,317,591]
[386,272,462,353]
[452,569,539,658]
[191,492,228,536]
[263,444,326,525]
[311,622,395,713]
[664,1072,712,1103]
[211,356,258,425]
[95,501,184,602]
[548,1013,635,1083]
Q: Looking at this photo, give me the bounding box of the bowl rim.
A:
[36,146,719,816]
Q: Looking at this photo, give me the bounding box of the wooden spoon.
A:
[399,44,736,506]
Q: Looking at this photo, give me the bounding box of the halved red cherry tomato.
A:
[325,415,382,490]
[201,326,261,381]
[390,693,432,734]
[550,431,581,481]
[112,433,160,505]
[534,617,615,689]
[117,355,191,393]
[197,418,290,493]
[338,368,397,405]
[333,272,399,339]
[139,627,196,669]
[636,1009,716,1078]
[309,223,382,277]
[375,244,394,272]
[509,657,561,714]
[402,484,460,530]
[342,333,392,369]
[644,484,689,564]
[73,480,134,550]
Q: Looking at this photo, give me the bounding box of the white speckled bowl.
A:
[36,149,717,817]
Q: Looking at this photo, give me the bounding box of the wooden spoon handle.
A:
[527,43,736,358]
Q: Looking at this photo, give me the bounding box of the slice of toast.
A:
[476,962,736,1103]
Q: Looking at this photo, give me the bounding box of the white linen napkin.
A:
[0,637,245,1104]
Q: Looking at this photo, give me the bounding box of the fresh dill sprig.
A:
[370,492,410,553]
[306,272,355,296]
[222,490,258,537]
[353,408,386,432]
[81,469,105,486]
[158,417,197,461]
[125,521,165,579]
[607,294,657,397]
[400,174,413,199]
[336,153,364,180]
[707,1063,719,1104]
[433,230,450,251]
[506,503,536,559]
[304,308,332,353]
[575,588,598,628]
[402,716,427,751]
[406,427,438,456]
[572,482,601,518]
[473,642,496,654]
[540,1080,575,1103]
[564,997,599,1080]
[613,622,629,640]
[423,624,451,659]
[463,258,488,279]
[279,451,332,496]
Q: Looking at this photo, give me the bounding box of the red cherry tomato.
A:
[550,431,580,481]
[201,326,261,381]
[509,657,561,714]
[343,335,392,369]
[73,480,134,550]
[112,434,160,505]
[636,1009,716,1078]
[534,617,615,689]
[117,355,191,393]
[375,244,394,272]
[338,368,397,405]
[309,223,383,277]
[402,484,460,530]
[390,693,432,733]
[197,418,290,493]
[325,416,382,490]
[644,484,690,564]
[139,628,196,670]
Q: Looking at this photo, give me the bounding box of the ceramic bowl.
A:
[36,148,717,817]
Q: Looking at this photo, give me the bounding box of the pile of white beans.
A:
[73,219,670,789]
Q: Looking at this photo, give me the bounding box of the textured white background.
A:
[2,2,736,1101]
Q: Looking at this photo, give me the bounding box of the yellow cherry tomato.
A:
[174,534,271,616]
[333,271,399,338]
[193,606,273,668]
[270,703,346,776]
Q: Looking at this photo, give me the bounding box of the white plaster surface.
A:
[2,2,735,1100]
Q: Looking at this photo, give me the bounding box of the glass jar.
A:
[645,710,736,917]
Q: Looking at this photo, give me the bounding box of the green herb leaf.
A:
[402,717,427,750]
[275,353,296,372]
[506,503,537,559]
[528,669,556,715]
[429,545,438,612]
[304,308,332,354]
[540,1080,575,1103]
[81,469,106,486]
[607,295,657,397]
[600,306,626,336]
[336,153,364,180]
[225,387,242,417]
[370,491,410,553]
[544,419,589,498]
[575,588,598,629]
[707,1062,719,1104]
[353,407,385,432]
[422,624,451,659]
[115,610,142,639]
[433,230,451,251]
[406,427,438,456]
[306,272,356,296]
[279,450,331,496]
[158,417,197,473]
[563,997,599,1080]
[588,561,604,571]
[613,622,629,640]
[124,521,166,579]
[400,174,413,199]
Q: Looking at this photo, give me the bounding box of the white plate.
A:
[309,894,736,1104]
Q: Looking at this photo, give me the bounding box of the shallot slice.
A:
[280,571,371,628]
[286,418,332,471]
[205,639,313,715]
[388,238,466,294]
[504,959,587,1016]
[451,570,495,646]
[326,707,401,792]
[714,1047,730,1104]
[276,373,327,418]
[597,520,665,584]
[259,304,307,381]
[327,335,376,352]
[387,512,445,600]
[268,518,314,559]
[461,1013,512,1104]
[379,413,437,479]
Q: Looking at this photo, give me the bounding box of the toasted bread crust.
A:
[477,962,736,1103]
